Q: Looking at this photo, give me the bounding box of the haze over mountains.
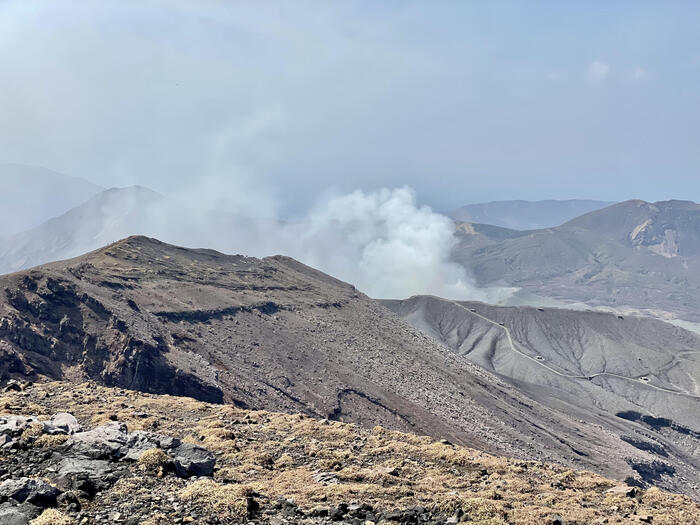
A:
[450,199,615,230]
[0,186,162,275]
[0,164,103,236]
[0,169,499,302]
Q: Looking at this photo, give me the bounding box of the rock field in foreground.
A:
[1,380,699,525]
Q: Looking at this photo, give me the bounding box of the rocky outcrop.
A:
[0,410,216,524]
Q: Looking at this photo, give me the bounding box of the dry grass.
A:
[6,381,700,525]
[33,433,70,448]
[29,509,76,525]
[180,479,251,521]
[19,422,45,443]
[138,448,171,473]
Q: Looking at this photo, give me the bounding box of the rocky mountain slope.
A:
[452,200,700,322]
[449,200,614,230]
[0,186,161,275]
[0,164,102,237]
[2,381,699,525]
[0,236,690,497]
[383,296,700,500]
[564,199,700,257]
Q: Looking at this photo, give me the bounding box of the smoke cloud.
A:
[0,172,515,302]
[138,184,513,301]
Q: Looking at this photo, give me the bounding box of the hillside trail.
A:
[448,300,700,400]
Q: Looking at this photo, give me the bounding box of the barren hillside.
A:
[0,236,687,496]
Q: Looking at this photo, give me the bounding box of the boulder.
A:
[45,413,81,435]
[2,380,24,393]
[0,417,37,438]
[0,478,60,507]
[54,458,124,498]
[123,430,181,461]
[171,443,215,477]
[0,503,33,525]
[68,422,129,459]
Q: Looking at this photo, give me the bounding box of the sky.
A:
[1,1,700,214]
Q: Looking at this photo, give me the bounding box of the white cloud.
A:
[632,67,650,81]
[586,61,610,84]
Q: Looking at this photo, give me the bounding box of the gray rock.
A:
[69,422,129,459]
[0,503,31,525]
[46,413,81,435]
[0,478,60,507]
[171,443,215,477]
[0,417,37,438]
[122,431,181,461]
[53,457,123,498]
[56,458,115,479]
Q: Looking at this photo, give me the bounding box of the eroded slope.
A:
[383,295,700,500]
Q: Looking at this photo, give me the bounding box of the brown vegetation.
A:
[3,381,699,524]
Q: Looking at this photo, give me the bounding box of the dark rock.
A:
[330,503,348,520]
[246,495,260,518]
[281,499,299,517]
[54,458,123,498]
[171,443,215,477]
[0,478,61,507]
[347,503,373,518]
[2,380,24,393]
[549,516,567,525]
[56,490,81,511]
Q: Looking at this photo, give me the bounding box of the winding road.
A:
[451,300,700,400]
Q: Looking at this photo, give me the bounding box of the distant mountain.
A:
[0,164,103,236]
[452,199,700,322]
[450,199,615,230]
[0,186,161,274]
[565,199,700,257]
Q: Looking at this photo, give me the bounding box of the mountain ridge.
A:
[452,199,700,322]
[450,199,615,230]
[0,236,686,496]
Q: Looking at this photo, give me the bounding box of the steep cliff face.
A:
[0,269,223,402]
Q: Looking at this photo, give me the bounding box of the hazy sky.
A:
[1,1,699,213]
